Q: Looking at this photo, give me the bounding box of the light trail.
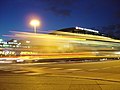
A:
[1,31,120,61]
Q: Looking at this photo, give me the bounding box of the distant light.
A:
[16,45,19,47]
[0,39,3,42]
[18,43,21,45]
[112,47,114,49]
[115,52,120,54]
[16,59,24,63]
[26,41,30,43]
[13,40,17,42]
[2,42,7,44]
[76,26,79,29]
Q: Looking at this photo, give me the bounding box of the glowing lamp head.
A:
[30,19,40,26]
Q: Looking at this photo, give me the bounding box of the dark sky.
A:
[0,0,120,37]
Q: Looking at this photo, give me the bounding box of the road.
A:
[0,60,120,90]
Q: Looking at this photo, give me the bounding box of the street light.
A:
[30,19,40,33]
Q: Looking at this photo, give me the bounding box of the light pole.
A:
[30,19,40,33]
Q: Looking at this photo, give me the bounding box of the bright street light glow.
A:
[30,20,40,26]
[30,19,40,33]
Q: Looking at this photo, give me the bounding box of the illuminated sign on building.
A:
[75,26,99,33]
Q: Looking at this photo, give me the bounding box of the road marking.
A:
[51,68,63,70]
[40,67,49,69]
[12,70,29,73]
[24,72,40,75]
[3,69,13,71]
[102,67,110,69]
[2,68,20,71]
[67,69,81,71]
[88,69,99,71]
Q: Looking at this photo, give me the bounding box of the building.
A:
[51,27,102,36]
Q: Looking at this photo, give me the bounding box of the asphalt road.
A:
[0,60,120,90]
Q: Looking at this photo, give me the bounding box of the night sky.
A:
[0,0,120,38]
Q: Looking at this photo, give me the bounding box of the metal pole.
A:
[34,25,37,33]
